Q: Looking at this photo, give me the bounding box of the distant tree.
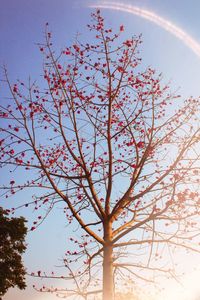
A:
[0,207,27,298]
[1,10,200,300]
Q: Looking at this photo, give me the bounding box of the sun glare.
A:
[156,270,200,300]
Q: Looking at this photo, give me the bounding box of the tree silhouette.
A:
[0,207,27,299]
[0,10,200,300]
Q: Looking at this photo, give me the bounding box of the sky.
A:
[1,0,200,299]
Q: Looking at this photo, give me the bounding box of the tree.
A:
[0,207,27,299]
[0,10,200,300]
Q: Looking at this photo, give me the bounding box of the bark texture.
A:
[103,222,114,300]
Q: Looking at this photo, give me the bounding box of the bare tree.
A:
[0,10,200,300]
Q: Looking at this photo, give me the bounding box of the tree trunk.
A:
[103,222,114,300]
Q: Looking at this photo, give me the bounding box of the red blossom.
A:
[177,193,186,202]
[174,174,181,180]
[123,39,133,47]
[13,86,18,93]
[131,164,137,168]
[117,66,124,73]
[137,141,144,148]
[9,149,15,155]
[135,78,142,85]
[1,112,8,118]
[15,158,23,164]
[43,198,49,204]
[120,25,124,32]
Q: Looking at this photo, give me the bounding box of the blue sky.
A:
[1,0,200,96]
[1,1,200,299]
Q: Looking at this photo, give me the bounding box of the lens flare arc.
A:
[88,2,200,58]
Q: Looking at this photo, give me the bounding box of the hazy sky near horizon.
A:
[1,1,200,300]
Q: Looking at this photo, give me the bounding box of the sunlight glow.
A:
[88,1,200,58]
[154,269,200,300]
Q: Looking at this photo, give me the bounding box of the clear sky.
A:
[1,1,200,299]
